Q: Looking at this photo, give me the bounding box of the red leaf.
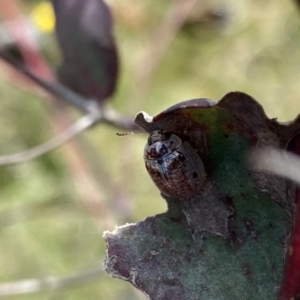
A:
[51,0,118,102]
[279,134,300,300]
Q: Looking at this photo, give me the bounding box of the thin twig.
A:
[0,51,95,113]
[102,106,142,131]
[0,52,140,131]
[249,147,300,184]
[0,265,105,296]
[0,113,100,165]
[0,105,141,165]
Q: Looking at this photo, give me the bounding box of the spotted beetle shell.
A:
[144,131,206,199]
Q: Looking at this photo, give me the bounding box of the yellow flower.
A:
[30,1,55,33]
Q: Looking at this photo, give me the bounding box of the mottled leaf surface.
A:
[51,0,118,102]
[104,92,300,300]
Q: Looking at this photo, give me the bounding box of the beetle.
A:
[144,130,206,199]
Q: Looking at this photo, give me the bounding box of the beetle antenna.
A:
[116,132,147,136]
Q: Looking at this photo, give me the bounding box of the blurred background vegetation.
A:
[0,0,300,299]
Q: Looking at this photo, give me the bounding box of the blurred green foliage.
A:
[0,0,300,299]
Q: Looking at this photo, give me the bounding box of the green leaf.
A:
[104,92,299,299]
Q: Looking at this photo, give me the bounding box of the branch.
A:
[102,106,142,131]
[0,51,140,132]
[0,51,95,113]
[0,113,99,165]
[249,147,300,184]
[0,104,141,166]
[0,265,105,296]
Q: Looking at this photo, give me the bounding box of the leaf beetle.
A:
[144,130,206,199]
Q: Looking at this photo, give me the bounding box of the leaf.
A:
[51,0,118,102]
[104,92,300,300]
